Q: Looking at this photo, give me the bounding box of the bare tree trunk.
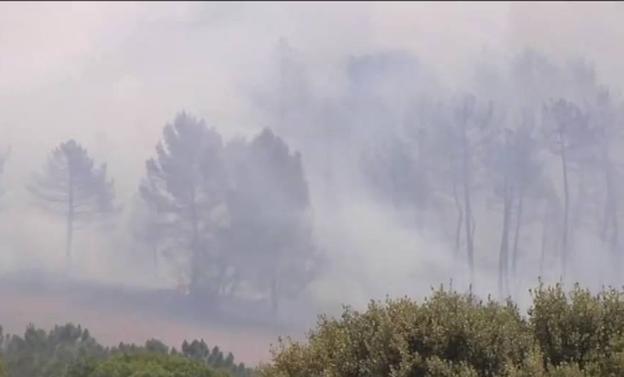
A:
[605,158,620,276]
[560,140,570,281]
[471,217,476,243]
[570,168,586,249]
[65,173,74,272]
[511,193,524,282]
[65,209,74,271]
[415,129,428,231]
[610,207,620,276]
[463,185,475,283]
[461,130,475,285]
[463,184,475,284]
[452,179,463,256]
[601,186,611,242]
[189,189,201,295]
[498,180,512,298]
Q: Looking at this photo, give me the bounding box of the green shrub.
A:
[530,284,624,375]
[262,288,532,377]
[261,285,624,377]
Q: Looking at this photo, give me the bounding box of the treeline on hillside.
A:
[0,112,319,314]
[4,47,624,311]
[0,323,253,377]
[261,284,624,377]
[260,45,624,293]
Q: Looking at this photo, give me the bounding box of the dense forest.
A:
[0,114,319,317]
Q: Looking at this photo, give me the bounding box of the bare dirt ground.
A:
[0,275,291,366]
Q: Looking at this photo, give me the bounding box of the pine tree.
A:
[29,140,115,269]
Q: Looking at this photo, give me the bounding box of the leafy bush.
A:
[530,284,624,376]
[261,284,624,377]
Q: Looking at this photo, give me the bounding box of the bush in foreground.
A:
[260,284,624,377]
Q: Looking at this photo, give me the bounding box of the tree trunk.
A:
[605,158,620,275]
[452,179,463,256]
[463,184,475,284]
[415,131,428,231]
[498,180,512,298]
[189,189,201,295]
[65,171,74,272]
[65,209,74,272]
[570,168,586,249]
[610,204,620,277]
[511,193,524,282]
[601,184,611,242]
[560,140,570,281]
[461,129,475,285]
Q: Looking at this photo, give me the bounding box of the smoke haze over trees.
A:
[2,1,624,366]
[28,140,115,269]
[139,114,318,312]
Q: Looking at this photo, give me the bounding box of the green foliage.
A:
[144,339,170,355]
[88,353,220,377]
[181,340,253,377]
[0,323,253,377]
[261,285,624,377]
[530,283,624,376]
[2,323,106,377]
[65,357,98,377]
[0,358,6,377]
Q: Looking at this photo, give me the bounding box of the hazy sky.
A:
[1,2,623,177]
[1,2,623,184]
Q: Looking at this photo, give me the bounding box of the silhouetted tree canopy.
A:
[140,113,319,312]
[28,139,115,267]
